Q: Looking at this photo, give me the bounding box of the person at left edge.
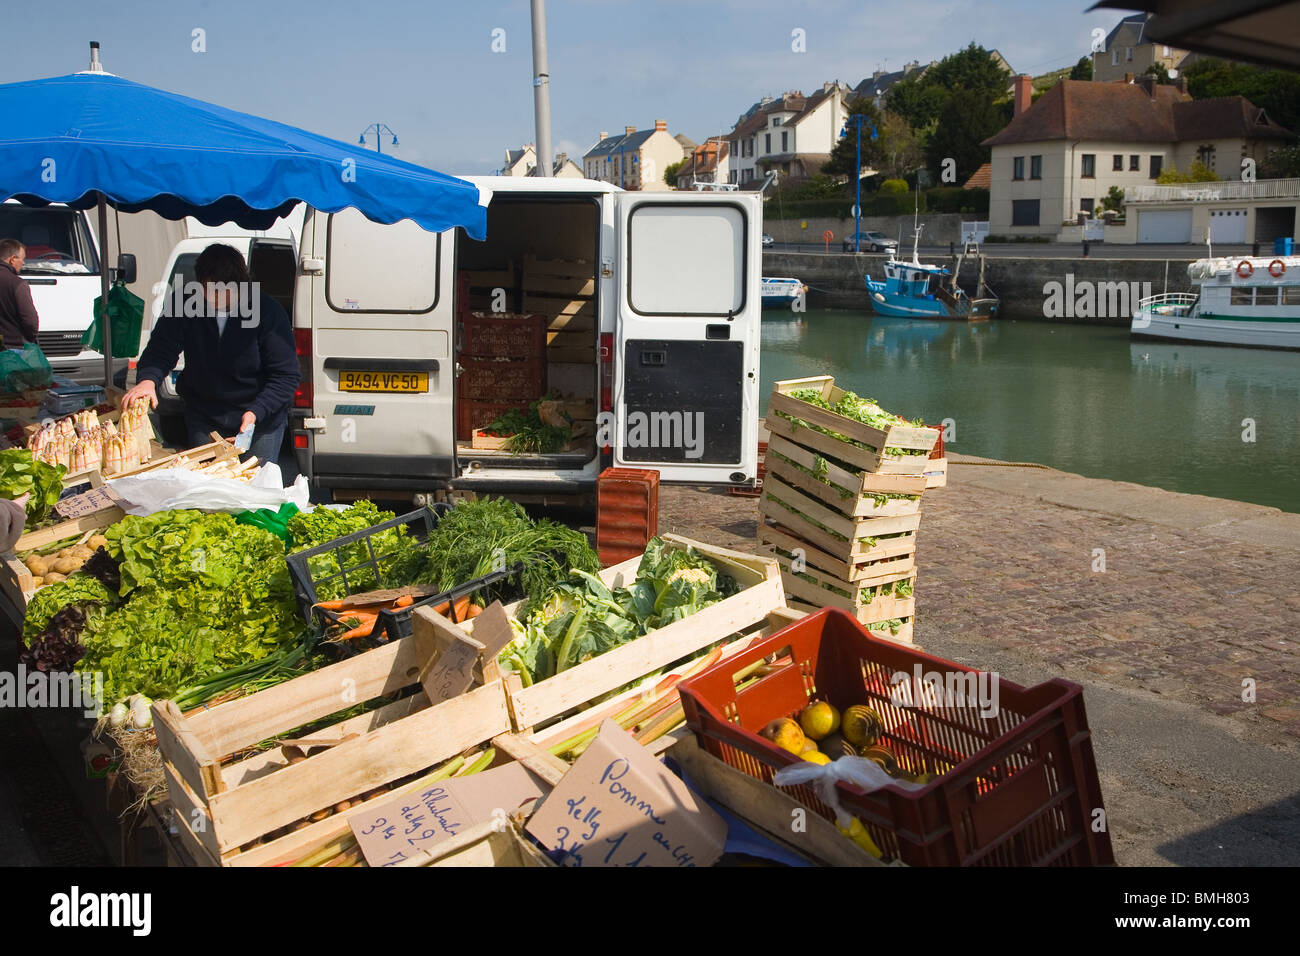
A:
[124,243,299,466]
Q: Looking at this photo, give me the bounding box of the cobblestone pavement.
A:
[659,466,1300,738]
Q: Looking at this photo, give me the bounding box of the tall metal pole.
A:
[855,122,862,253]
[96,195,114,390]
[530,0,553,176]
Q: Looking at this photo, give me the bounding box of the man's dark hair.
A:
[0,239,24,261]
[194,243,250,285]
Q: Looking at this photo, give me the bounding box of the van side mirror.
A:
[114,253,137,285]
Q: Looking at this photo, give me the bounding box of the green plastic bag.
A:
[235,502,301,543]
[83,281,144,358]
[0,341,53,392]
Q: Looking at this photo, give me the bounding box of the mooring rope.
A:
[951,460,1053,470]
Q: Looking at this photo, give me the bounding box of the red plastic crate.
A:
[677,607,1114,866]
[928,424,945,460]
[596,467,659,566]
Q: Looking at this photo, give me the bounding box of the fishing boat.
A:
[761,276,807,309]
[863,191,998,320]
[864,233,999,320]
[1131,255,1300,350]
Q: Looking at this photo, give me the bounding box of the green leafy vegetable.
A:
[287,501,416,600]
[777,387,930,456]
[497,537,739,685]
[22,573,117,643]
[0,448,66,524]
[482,400,572,455]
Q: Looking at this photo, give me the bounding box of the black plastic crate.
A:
[285,505,450,622]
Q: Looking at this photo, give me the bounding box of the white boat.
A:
[1131,255,1300,350]
[761,276,806,309]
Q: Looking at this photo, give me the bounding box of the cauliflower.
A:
[665,566,713,588]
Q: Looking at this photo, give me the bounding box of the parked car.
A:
[761,233,775,247]
[842,231,898,254]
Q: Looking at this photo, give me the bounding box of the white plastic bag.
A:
[107,463,311,517]
[773,756,925,828]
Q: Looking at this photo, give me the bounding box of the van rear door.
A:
[304,207,456,486]
[612,192,760,483]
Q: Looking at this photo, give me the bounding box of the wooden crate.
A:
[152,605,514,865]
[523,294,596,333]
[523,254,596,298]
[778,563,916,623]
[463,264,516,289]
[783,602,916,646]
[764,451,922,520]
[925,458,949,489]
[757,521,916,583]
[762,475,922,547]
[469,535,785,734]
[765,435,925,516]
[460,312,546,358]
[768,376,937,475]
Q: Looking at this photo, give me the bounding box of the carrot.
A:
[313,600,347,611]
[337,612,379,640]
[463,602,484,619]
[452,595,471,621]
[392,595,414,608]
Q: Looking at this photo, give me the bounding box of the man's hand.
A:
[240,411,256,432]
[122,378,158,409]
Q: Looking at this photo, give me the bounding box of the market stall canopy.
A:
[0,71,489,237]
[1089,1,1300,71]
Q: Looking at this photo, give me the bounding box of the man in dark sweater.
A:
[124,243,299,465]
[0,239,40,349]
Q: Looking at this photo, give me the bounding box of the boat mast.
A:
[910,180,922,266]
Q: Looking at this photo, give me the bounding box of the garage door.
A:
[1138,210,1193,243]
[1210,208,1247,243]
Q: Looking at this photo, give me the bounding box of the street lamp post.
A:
[359,123,399,154]
[839,114,877,252]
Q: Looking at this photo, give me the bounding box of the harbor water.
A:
[760,309,1300,513]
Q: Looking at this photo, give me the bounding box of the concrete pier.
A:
[660,455,1300,865]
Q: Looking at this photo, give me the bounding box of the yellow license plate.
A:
[338,370,428,393]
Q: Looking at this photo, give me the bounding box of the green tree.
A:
[822,98,885,179]
[663,159,685,187]
[1070,56,1093,81]
[1100,185,1125,215]
[879,178,908,194]
[1156,161,1219,183]
[886,74,947,129]
[923,42,1012,101]
[1144,62,1173,84]
[1261,144,1300,178]
[875,111,925,180]
[924,88,1002,185]
[1183,58,1300,133]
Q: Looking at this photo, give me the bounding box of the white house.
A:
[726,82,852,187]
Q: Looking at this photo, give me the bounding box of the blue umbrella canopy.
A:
[0,71,487,238]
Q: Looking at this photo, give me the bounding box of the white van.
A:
[145,218,300,433]
[0,199,131,384]
[290,177,761,499]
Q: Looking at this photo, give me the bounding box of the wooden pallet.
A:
[152,605,514,865]
[778,564,916,623]
[468,534,786,734]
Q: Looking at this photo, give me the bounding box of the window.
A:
[1112,50,1119,66]
[1163,45,1170,56]
[1080,198,1095,215]
[1013,156,1025,180]
[781,131,788,152]
[327,207,440,314]
[1130,155,1140,170]
[1030,155,1042,179]
[627,204,745,316]
[1258,287,1281,305]
[1126,47,1133,61]
[1113,154,1123,171]
[1283,286,1300,306]
[765,133,771,153]
[1081,154,1096,178]
[1149,155,1163,178]
[1197,145,1216,169]
[1011,199,1040,226]
[729,169,738,185]
[772,117,782,127]
[1230,287,1254,306]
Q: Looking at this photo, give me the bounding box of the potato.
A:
[53,557,81,575]
[24,556,49,577]
[87,535,109,551]
[29,576,44,587]
[44,572,66,583]
[70,546,94,561]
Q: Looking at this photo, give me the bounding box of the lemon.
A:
[799,701,841,741]
[837,816,884,859]
[801,750,831,765]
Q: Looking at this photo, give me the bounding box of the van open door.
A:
[612,192,761,484]
[300,207,457,491]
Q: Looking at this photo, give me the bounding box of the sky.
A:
[3,0,1124,175]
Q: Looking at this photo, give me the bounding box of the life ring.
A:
[1236,260,1253,278]
[1269,259,1286,278]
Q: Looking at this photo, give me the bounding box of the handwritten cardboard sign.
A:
[414,601,516,704]
[349,761,550,867]
[526,720,727,868]
[54,486,118,520]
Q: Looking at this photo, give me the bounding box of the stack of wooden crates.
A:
[756,376,938,646]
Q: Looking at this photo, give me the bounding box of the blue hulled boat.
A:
[864,225,998,320]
